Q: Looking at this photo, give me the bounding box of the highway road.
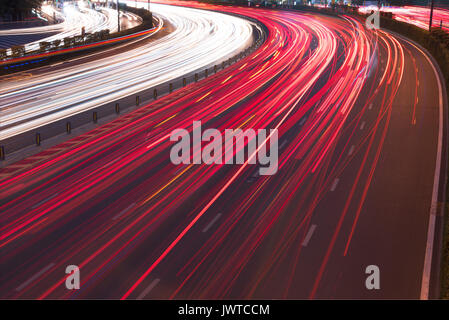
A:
[0,2,446,299]
[0,3,254,145]
[359,5,449,33]
[0,3,140,53]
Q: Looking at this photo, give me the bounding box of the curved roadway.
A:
[0,2,446,300]
[0,3,254,142]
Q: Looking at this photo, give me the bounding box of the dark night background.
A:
[0,0,45,21]
[389,0,449,6]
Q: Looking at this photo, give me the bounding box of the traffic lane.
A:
[0,6,141,52]
[122,30,388,299]
[0,16,166,82]
[0,72,283,299]
[0,17,374,298]
[0,4,255,142]
[0,8,354,298]
[118,11,143,30]
[0,38,255,160]
[0,45,262,200]
[265,32,437,299]
[125,56,390,300]
[107,30,442,299]
[0,11,416,300]
[0,42,279,298]
[299,34,441,299]
[12,4,120,54]
[66,32,379,300]
[0,16,170,161]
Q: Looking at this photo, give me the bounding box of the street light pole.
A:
[116,0,120,33]
[429,0,435,32]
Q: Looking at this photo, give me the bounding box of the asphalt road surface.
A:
[0,2,446,299]
[0,3,254,144]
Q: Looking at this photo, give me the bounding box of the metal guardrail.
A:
[0,18,266,162]
[0,5,154,72]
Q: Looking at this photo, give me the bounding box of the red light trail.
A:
[0,2,444,299]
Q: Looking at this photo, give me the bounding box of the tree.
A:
[0,0,45,21]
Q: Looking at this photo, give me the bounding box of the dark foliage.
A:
[0,0,45,21]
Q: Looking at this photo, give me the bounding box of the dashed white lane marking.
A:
[368,103,373,110]
[112,203,136,220]
[136,278,160,300]
[299,117,307,126]
[202,213,222,233]
[102,157,120,169]
[348,145,355,156]
[31,193,59,209]
[409,39,445,300]
[330,178,340,192]
[16,262,55,292]
[360,121,366,130]
[302,224,317,247]
[279,140,288,150]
